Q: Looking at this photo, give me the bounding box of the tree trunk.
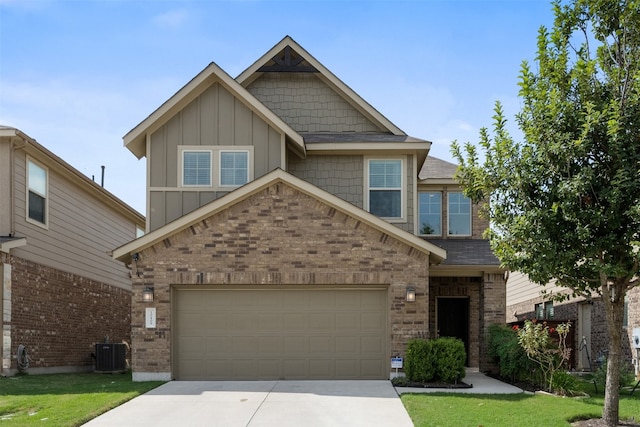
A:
[601,278,626,427]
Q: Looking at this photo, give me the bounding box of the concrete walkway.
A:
[83,380,414,427]
[395,369,525,395]
[83,372,522,427]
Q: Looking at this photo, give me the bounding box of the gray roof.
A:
[0,236,24,244]
[419,156,459,180]
[428,239,500,266]
[302,133,429,144]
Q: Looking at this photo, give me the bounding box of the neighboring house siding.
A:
[148,82,284,231]
[12,149,134,290]
[287,154,415,234]
[0,143,10,232]
[6,253,130,371]
[246,73,384,133]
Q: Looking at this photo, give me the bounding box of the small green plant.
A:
[432,337,466,383]
[593,358,636,390]
[551,370,579,396]
[517,319,572,393]
[404,339,436,382]
[488,324,535,383]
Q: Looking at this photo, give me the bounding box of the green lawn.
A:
[0,372,164,426]
[401,380,640,427]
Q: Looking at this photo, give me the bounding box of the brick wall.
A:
[480,273,506,372]
[130,182,430,377]
[8,255,131,372]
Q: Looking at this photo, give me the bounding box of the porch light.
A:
[406,287,416,302]
[142,287,154,303]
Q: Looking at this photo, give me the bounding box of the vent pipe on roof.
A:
[101,165,105,187]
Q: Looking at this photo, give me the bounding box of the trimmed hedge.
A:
[405,337,466,383]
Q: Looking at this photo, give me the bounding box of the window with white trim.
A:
[447,192,471,235]
[27,159,47,226]
[418,191,442,235]
[219,151,249,187]
[366,158,403,219]
[182,150,212,186]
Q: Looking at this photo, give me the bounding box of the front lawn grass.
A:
[401,377,640,427]
[0,372,164,426]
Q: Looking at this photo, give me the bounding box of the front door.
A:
[437,297,470,365]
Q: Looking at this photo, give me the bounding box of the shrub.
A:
[593,358,636,389]
[551,370,579,396]
[404,339,436,382]
[488,324,534,383]
[432,337,466,383]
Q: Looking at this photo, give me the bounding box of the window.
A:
[535,301,554,320]
[448,192,471,235]
[182,151,212,186]
[27,159,47,225]
[367,158,403,219]
[219,151,249,187]
[418,192,441,235]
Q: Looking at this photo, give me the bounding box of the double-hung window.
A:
[366,158,404,220]
[219,150,249,187]
[180,146,252,189]
[27,159,48,226]
[447,192,471,235]
[418,192,441,235]
[182,150,212,186]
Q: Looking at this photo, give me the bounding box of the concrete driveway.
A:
[82,380,413,427]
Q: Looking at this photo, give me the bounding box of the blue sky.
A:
[0,0,555,214]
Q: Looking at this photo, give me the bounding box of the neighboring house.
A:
[506,272,640,371]
[0,126,144,376]
[113,36,505,381]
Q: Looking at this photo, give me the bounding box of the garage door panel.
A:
[258,336,282,353]
[175,288,387,380]
[283,336,309,353]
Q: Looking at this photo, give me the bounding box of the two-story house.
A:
[0,126,144,376]
[113,36,505,381]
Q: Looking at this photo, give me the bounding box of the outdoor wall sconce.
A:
[406,287,416,302]
[142,287,154,303]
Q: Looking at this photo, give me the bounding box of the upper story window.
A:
[219,151,249,187]
[366,158,404,220]
[27,159,48,226]
[418,192,441,235]
[183,151,212,186]
[535,301,554,320]
[179,146,253,190]
[448,192,471,236]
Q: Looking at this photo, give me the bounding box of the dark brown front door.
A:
[437,297,469,365]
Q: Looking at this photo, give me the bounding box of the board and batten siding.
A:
[12,149,138,290]
[247,73,385,134]
[287,154,415,234]
[148,82,284,231]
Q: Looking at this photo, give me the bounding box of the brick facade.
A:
[5,254,131,373]
[130,182,430,379]
[507,286,640,370]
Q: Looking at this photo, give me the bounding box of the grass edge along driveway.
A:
[401,389,640,427]
[0,372,164,426]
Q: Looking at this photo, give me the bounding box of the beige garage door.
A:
[174,287,388,380]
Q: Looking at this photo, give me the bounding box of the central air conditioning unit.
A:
[94,343,127,373]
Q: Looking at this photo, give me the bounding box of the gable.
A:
[113,169,446,264]
[124,62,305,160]
[237,36,405,136]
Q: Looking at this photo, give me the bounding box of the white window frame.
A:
[218,150,250,188]
[364,156,406,222]
[180,148,213,187]
[447,191,472,236]
[26,157,49,229]
[418,191,442,236]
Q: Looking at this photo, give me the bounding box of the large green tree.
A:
[452,0,640,425]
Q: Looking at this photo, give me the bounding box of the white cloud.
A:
[152,9,190,29]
